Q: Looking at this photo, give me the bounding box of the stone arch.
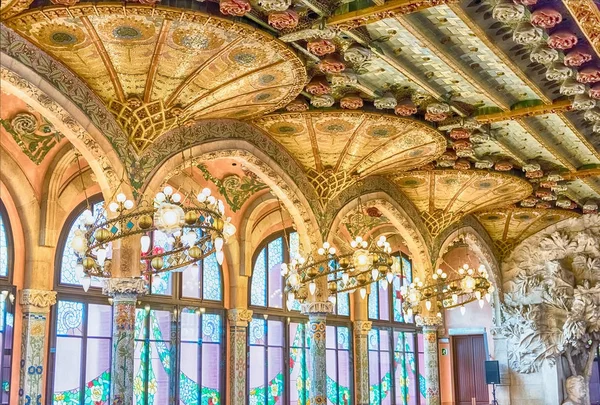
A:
[0,50,127,200]
[142,139,321,256]
[327,188,432,277]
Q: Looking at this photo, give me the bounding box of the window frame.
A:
[49,197,227,405]
[247,230,354,404]
[0,200,16,404]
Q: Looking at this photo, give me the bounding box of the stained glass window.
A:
[0,211,8,278]
[326,325,352,405]
[60,201,105,288]
[248,231,353,405]
[51,300,112,404]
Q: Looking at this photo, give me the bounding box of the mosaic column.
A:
[18,289,57,405]
[228,308,253,405]
[417,315,443,405]
[353,320,372,405]
[104,278,147,405]
[303,301,333,405]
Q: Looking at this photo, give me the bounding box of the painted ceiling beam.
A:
[563,0,600,58]
[562,168,600,180]
[326,0,459,29]
[474,100,572,124]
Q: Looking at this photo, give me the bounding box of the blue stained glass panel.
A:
[56,301,84,336]
[250,250,267,307]
[249,318,266,345]
[203,253,222,301]
[337,293,350,316]
[151,231,172,296]
[368,283,379,319]
[393,277,404,323]
[289,232,300,260]
[402,257,412,284]
[337,327,349,350]
[60,202,104,287]
[202,314,221,343]
[0,212,8,277]
[368,329,379,351]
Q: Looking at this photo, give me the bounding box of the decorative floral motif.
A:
[305,77,331,95]
[343,44,371,64]
[257,0,290,12]
[286,98,309,112]
[340,94,363,109]
[495,161,513,171]
[572,94,597,110]
[564,48,592,67]
[513,22,544,45]
[530,8,562,29]
[449,128,471,140]
[492,2,525,23]
[395,99,417,116]
[307,40,335,56]
[424,112,447,122]
[577,67,600,84]
[525,169,544,179]
[268,10,299,30]
[311,95,335,108]
[521,196,538,207]
[374,94,397,110]
[454,159,471,170]
[530,45,559,64]
[589,84,600,100]
[560,78,586,96]
[547,30,578,50]
[219,0,251,16]
[546,62,573,81]
[513,0,537,5]
[0,114,62,165]
[318,54,345,74]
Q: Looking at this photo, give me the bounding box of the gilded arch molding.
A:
[143,140,321,255]
[0,63,123,199]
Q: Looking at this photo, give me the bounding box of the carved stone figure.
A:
[562,376,587,405]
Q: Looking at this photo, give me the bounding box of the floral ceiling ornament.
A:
[572,94,596,110]
[590,84,600,100]
[268,9,299,30]
[577,67,600,84]
[394,99,417,116]
[286,97,309,112]
[196,164,268,212]
[329,72,358,87]
[492,1,525,23]
[340,94,363,109]
[495,161,513,171]
[529,7,562,29]
[318,53,345,74]
[560,78,586,96]
[547,30,578,50]
[257,0,290,12]
[374,93,397,110]
[219,0,252,16]
[546,62,573,82]
[343,44,371,65]
[564,48,593,67]
[0,112,62,165]
[584,108,600,122]
[513,22,544,45]
[454,159,471,170]
[311,94,335,108]
[475,159,494,169]
[583,200,598,214]
[425,112,447,122]
[307,39,336,56]
[449,128,471,140]
[306,76,331,95]
[530,45,559,64]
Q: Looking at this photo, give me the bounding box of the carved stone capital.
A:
[20,289,57,312]
[416,315,443,328]
[228,308,253,327]
[301,301,334,315]
[354,320,372,336]
[102,278,147,297]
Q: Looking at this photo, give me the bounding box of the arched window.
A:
[247,231,353,405]
[0,202,16,404]
[367,254,424,405]
[49,199,226,404]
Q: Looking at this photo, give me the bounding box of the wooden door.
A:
[453,335,489,405]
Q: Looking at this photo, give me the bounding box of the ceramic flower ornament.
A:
[530,8,562,29]
[564,49,593,67]
[219,0,252,16]
[268,10,299,30]
[547,30,578,50]
[307,39,336,56]
[394,99,417,116]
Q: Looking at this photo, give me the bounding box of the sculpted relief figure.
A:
[562,376,587,405]
[501,216,600,405]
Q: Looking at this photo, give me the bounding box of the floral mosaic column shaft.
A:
[18,289,57,405]
[104,278,147,405]
[417,316,443,405]
[228,308,253,405]
[353,321,372,405]
[303,301,333,405]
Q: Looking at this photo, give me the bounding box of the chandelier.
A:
[70,185,236,290]
[282,198,403,309]
[400,244,494,317]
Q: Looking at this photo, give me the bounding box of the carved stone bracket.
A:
[20,289,57,313]
[354,320,372,336]
[301,301,334,315]
[416,314,443,328]
[102,278,147,297]
[228,308,254,327]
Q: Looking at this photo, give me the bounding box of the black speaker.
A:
[485,360,500,384]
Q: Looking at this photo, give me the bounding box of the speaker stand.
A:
[490,383,499,405]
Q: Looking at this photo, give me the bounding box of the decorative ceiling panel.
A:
[6,5,306,153]
[252,111,446,175]
[391,169,532,214]
[366,19,497,107]
[404,5,541,107]
[476,208,578,245]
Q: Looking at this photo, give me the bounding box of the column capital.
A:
[228,308,253,327]
[416,314,443,328]
[20,289,57,313]
[102,278,147,297]
[301,301,333,315]
[354,320,372,336]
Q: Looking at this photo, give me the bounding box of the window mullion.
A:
[79,302,89,404]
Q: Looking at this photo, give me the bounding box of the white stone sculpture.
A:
[502,215,600,405]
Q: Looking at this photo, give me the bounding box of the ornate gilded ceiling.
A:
[5,5,305,152]
[252,111,446,202]
[2,0,600,246]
